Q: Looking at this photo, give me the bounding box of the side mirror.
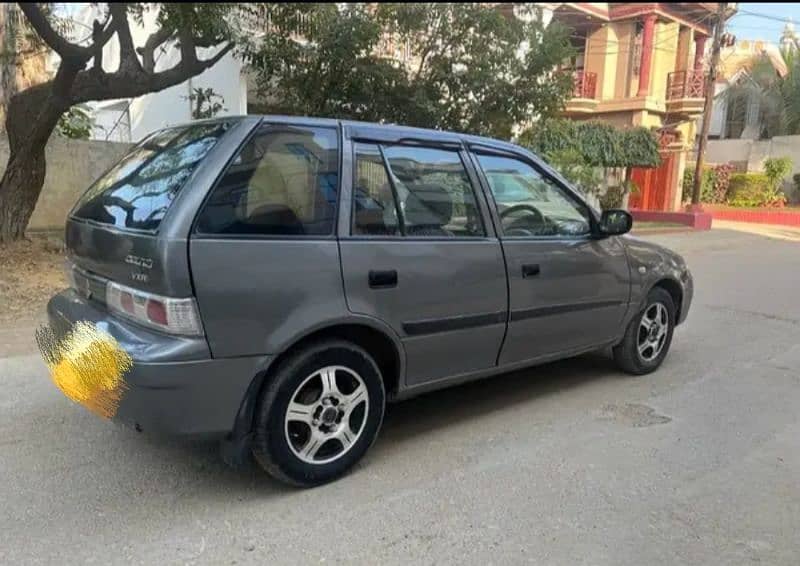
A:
[599,209,633,236]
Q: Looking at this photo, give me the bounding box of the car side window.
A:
[353,144,485,238]
[353,144,401,236]
[195,125,338,236]
[383,146,485,237]
[475,153,592,237]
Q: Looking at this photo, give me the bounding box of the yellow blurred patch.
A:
[37,322,132,419]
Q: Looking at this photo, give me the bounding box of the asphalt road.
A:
[1,228,799,565]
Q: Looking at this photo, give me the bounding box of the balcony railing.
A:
[572,70,597,99]
[667,70,705,99]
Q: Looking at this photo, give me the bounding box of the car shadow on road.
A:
[18,351,621,500]
[122,352,619,490]
[377,352,618,450]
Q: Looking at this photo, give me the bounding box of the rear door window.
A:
[72,122,231,231]
[352,144,485,238]
[195,125,339,236]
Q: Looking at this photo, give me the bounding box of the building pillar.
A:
[693,34,707,71]
[637,14,657,96]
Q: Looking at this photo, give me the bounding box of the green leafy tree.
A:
[0,3,240,242]
[56,105,93,139]
[185,87,226,119]
[518,118,660,206]
[724,50,800,138]
[246,3,575,139]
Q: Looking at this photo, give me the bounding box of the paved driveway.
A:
[1,229,798,565]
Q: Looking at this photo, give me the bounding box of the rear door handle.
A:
[369,269,398,288]
[522,263,540,278]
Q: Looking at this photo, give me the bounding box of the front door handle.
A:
[369,269,398,288]
[522,263,540,278]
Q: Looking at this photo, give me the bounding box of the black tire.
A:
[613,287,676,375]
[252,339,385,487]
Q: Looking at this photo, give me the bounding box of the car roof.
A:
[163,114,528,154]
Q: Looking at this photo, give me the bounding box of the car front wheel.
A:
[252,339,385,487]
[613,287,676,375]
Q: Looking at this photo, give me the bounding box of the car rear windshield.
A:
[71,122,231,231]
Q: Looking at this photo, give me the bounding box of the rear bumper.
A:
[46,289,270,437]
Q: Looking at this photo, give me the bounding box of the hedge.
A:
[728,173,778,207]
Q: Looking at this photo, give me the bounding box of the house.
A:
[550,2,738,211]
[706,23,797,141]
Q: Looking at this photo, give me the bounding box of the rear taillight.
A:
[106,281,204,336]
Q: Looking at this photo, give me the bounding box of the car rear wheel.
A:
[613,287,676,375]
[252,339,385,487]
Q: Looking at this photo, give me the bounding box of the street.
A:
[1,228,798,565]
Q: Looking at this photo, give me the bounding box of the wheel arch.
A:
[227,317,405,452]
[650,277,683,322]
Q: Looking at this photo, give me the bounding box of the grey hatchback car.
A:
[46,116,693,486]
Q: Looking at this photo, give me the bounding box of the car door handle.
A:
[521,264,540,278]
[369,269,398,288]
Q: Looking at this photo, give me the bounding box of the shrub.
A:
[763,157,792,188]
[728,173,786,207]
[600,181,638,209]
[683,163,734,204]
[711,163,733,202]
[545,148,602,196]
[793,172,800,194]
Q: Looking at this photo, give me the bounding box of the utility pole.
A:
[691,2,727,206]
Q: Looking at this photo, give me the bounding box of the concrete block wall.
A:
[0,136,133,231]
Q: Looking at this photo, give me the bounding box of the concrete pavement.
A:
[1,229,798,565]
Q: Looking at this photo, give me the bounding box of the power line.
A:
[735,9,798,25]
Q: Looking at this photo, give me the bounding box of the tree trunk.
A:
[0,145,46,241]
[0,83,63,242]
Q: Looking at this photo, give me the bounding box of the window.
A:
[353,144,484,238]
[72,122,231,231]
[196,126,339,236]
[353,144,401,236]
[476,154,592,237]
[352,144,484,238]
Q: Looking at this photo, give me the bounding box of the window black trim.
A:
[377,144,406,236]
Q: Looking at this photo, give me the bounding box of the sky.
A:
[728,3,800,42]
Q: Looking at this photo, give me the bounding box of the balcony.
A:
[564,71,599,114]
[666,70,706,115]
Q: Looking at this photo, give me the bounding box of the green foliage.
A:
[793,172,800,194]
[244,3,575,138]
[725,52,800,137]
[599,181,638,210]
[55,106,93,139]
[682,163,733,204]
[728,172,786,207]
[545,148,602,194]
[763,156,792,187]
[518,119,660,168]
[185,87,225,119]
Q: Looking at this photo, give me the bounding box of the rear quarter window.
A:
[72,122,231,231]
[194,125,339,237]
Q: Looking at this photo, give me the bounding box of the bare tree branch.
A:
[70,42,233,103]
[18,2,88,59]
[91,19,104,73]
[137,27,174,73]
[108,4,142,74]
[177,4,197,64]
